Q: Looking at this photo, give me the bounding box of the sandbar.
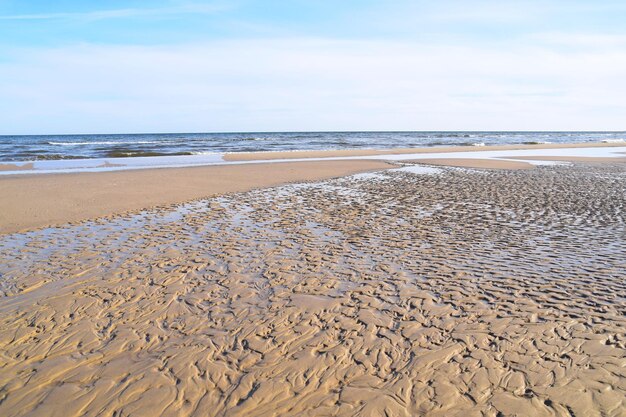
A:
[0,162,34,171]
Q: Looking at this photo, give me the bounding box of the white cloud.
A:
[1,37,625,134]
[528,32,626,49]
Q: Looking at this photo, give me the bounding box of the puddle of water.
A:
[392,165,442,175]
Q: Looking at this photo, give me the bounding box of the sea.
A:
[1,131,624,162]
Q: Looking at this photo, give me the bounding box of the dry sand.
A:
[223,141,625,161]
[0,160,392,234]
[0,162,624,416]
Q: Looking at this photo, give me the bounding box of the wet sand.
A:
[223,142,625,161]
[0,160,392,234]
[500,155,626,163]
[0,161,624,416]
[405,158,535,170]
[0,163,34,172]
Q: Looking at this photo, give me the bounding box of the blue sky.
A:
[1,1,625,134]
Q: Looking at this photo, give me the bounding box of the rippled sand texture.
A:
[0,163,625,417]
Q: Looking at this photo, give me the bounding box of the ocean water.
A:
[0,131,624,162]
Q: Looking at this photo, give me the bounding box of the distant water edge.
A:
[1,131,624,162]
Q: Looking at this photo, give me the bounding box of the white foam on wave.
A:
[190,151,224,156]
[601,139,625,143]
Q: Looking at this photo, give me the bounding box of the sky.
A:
[0,0,625,134]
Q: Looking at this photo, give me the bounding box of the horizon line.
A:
[2,129,625,137]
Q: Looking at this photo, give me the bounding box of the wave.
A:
[13,154,86,161]
[48,140,166,146]
[522,141,552,145]
[601,139,625,143]
[237,137,273,141]
[424,141,487,147]
[431,133,472,138]
[105,150,194,158]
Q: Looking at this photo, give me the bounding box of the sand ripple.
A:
[0,163,625,416]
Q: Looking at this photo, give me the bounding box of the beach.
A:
[0,145,625,416]
[0,160,392,234]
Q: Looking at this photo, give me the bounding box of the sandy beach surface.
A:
[0,160,392,235]
[403,158,536,170]
[0,152,625,416]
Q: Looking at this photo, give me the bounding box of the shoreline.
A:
[223,141,625,161]
[0,159,392,235]
[0,141,624,176]
[1,142,625,234]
